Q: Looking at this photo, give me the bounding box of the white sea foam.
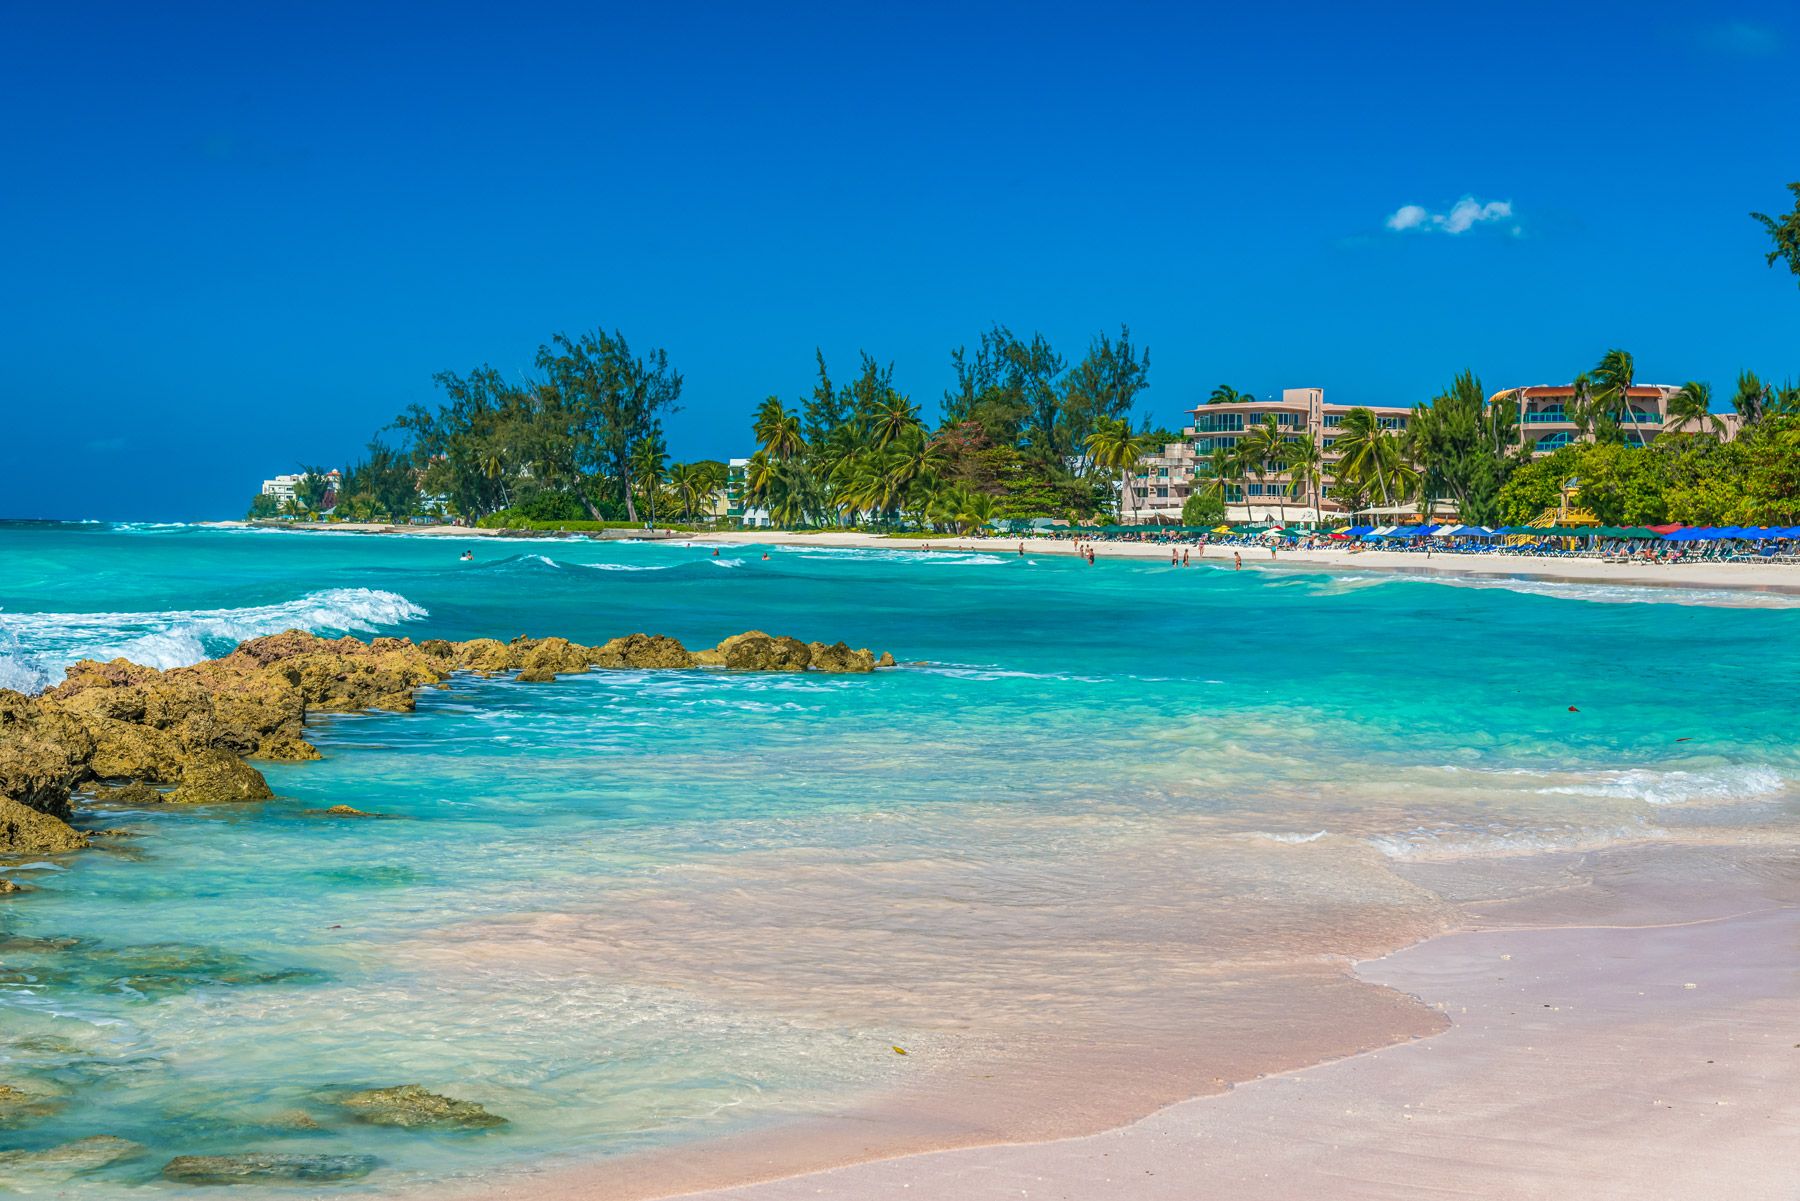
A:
[1368,821,1669,861]
[1536,765,1788,806]
[0,588,426,693]
[1246,830,1330,844]
[781,546,1007,566]
[1394,574,1800,609]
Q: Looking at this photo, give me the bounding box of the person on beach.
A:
[1182,548,1190,567]
[1171,549,1179,567]
[1018,542,1025,556]
[1233,551,1242,570]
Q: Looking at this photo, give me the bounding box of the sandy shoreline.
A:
[427,844,1800,1201]
[699,529,1800,596]
[247,521,1800,596]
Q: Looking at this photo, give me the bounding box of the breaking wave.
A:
[1536,765,1788,806]
[0,588,427,694]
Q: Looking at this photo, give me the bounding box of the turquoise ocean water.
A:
[2,521,1798,1194]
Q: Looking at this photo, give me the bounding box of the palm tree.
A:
[1240,415,1292,522]
[1283,433,1324,521]
[1330,408,1405,509]
[753,398,805,461]
[1194,444,1240,516]
[1083,417,1152,524]
[1667,381,1724,437]
[1208,385,1250,405]
[869,396,923,449]
[1590,349,1638,445]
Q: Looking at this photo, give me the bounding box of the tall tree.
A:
[802,350,844,445]
[536,328,683,524]
[1083,417,1151,524]
[1062,326,1151,464]
[1734,371,1773,427]
[1207,384,1250,405]
[1404,372,1520,524]
[1667,381,1724,437]
[1589,348,1637,446]
[1751,182,1800,287]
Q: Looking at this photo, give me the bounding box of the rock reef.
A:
[0,629,892,855]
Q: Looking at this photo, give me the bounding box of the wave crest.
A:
[0,588,427,693]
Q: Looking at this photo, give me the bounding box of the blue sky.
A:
[2,0,1796,519]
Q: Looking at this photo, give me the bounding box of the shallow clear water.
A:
[2,522,1798,1193]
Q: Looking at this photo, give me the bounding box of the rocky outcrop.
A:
[0,797,88,856]
[166,751,274,805]
[334,1084,507,1129]
[0,878,30,895]
[0,628,894,853]
[713,631,811,671]
[163,1153,378,1184]
[808,641,876,673]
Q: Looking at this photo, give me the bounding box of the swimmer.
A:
[1233,551,1242,570]
[460,551,473,561]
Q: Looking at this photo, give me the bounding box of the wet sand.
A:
[421,843,1800,1201]
[656,903,1800,1201]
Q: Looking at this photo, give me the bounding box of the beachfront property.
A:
[725,458,772,527]
[1127,388,1413,523]
[1496,383,1740,455]
[259,469,341,505]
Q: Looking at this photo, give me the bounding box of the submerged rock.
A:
[89,781,166,806]
[0,877,32,895]
[0,1079,68,1125]
[0,1134,144,1180]
[335,1084,508,1129]
[306,804,382,818]
[163,1152,379,1184]
[0,795,89,856]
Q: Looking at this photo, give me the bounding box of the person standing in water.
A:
[1182,548,1190,567]
[1233,551,1242,570]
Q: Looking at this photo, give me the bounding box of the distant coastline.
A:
[247,519,1800,598]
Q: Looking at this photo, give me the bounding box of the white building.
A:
[261,469,340,505]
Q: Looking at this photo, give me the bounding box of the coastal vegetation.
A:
[1184,351,1800,526]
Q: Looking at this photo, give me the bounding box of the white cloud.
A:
[1385,196,1515,235]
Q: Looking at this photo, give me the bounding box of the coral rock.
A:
[0,796,89,856]
[335,1084,508,1129]
[166,752,274,805]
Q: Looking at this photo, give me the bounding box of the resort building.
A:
[1497,384,1682,456]
[1127,388,1414,522]
[259,469,341,505]
[724,458,771,527]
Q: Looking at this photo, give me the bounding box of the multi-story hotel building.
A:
[1127,388,1413,522]
[1494,383,1740,455]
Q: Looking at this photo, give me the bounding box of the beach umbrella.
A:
[1618,527,1660,538]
